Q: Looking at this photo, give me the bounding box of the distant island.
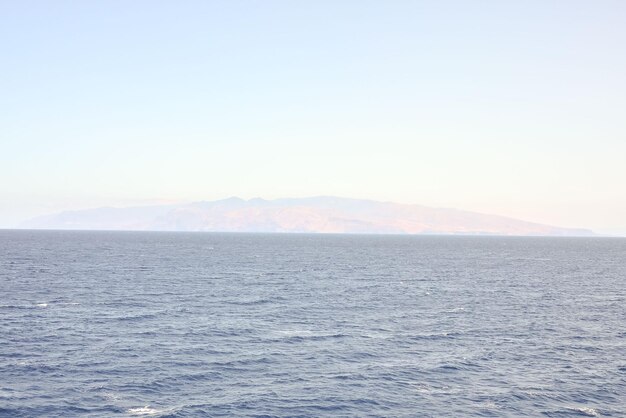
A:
[19,196,594,236]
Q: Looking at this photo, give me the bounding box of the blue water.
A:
[1,231,625,417]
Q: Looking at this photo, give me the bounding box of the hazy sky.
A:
[2,1,625,232]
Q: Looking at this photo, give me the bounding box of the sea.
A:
[0,230,624,417]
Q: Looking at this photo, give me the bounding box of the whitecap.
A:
[481,401,499,409]
[127,406,160,415]
[36,303,48,308]
[568,407,599,417]
[102,392,120,401]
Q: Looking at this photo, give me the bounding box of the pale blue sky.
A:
[1,1,625,232]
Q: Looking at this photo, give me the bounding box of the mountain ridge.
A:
[20,196,594,236]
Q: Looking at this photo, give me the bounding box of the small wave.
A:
[127,406,160,415]
[361,332,391,339]
[273,329,347,342]
[437,364,460,371]
[409,332,462,341]
[226,298,282,306]
[116,312,159,321]
[0,304,37,310]
[36,303,48,308]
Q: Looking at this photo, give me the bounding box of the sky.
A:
[1,1,625,233]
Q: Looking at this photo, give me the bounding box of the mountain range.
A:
[20,196,593,236]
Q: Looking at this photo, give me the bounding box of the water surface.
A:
[1,231,624,416]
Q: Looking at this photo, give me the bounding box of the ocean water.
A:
[0,231,624,417]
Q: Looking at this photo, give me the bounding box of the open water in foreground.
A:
[0,231,625,417]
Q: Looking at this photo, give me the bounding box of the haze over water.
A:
[1,231,624,417]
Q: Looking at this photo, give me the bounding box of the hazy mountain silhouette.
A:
[21,196,594,236]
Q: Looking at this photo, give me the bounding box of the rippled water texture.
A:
[1,231,625,417]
